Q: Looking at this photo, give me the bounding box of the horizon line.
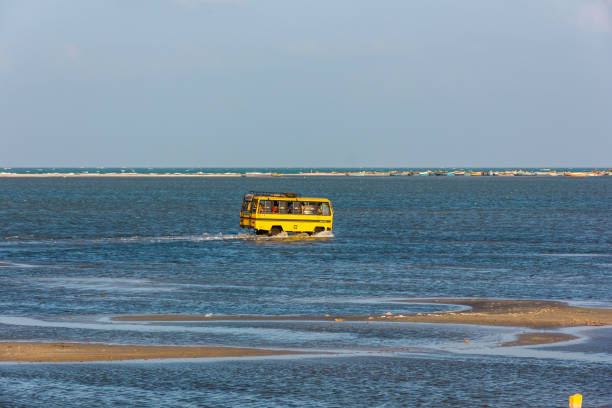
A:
[2,166,610,169]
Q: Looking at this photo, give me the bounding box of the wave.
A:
[0,316,351,342]
[35,277,178,293]
[1,232,334,245]
[0,261,41,268]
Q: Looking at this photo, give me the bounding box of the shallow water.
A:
[0,176,611,406]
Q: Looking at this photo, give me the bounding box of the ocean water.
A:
[0,175,610,407]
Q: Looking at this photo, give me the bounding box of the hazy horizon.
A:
[2,165,609,170]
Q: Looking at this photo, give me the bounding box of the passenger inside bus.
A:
[278,201,289,214]
[291,202,301,214]
[302,202,321,215]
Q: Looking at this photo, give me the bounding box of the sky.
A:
[1,0,611,167]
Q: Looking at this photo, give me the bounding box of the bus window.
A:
[278,200,289,214]
[302,202,319,215]
[262,200,273,213]
[291,202,301,214]
[242,200,251,212]
[321,202,331,216]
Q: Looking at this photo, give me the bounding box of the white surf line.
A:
[0,316,353,342]
[0,261,42,268]
[0,231,334,246]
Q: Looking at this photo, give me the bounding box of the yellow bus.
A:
[240,192,333,236]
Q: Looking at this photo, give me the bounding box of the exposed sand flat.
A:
[115,299,612,330]
[0,342,301,362]
[500,332,578,347]
[7,299,604,362]
[393,299,612,329]
[4,299,607,362]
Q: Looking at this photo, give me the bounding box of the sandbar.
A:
[499,332,578,347]
[114,299,611,348]
[115,299,612,329]
[393,299,612,329]
[6,299,606,362]
[0,342,301,363]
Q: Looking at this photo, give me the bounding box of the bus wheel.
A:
[313,227,325,235]
[269,226,282,236]
[255,229,267,235]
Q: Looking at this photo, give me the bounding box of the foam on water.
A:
[0,261,41,268]
[35,277,178,293]
[0,316,355,343]
[0,231,334,246]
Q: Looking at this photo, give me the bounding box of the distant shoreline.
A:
[1,170,611,178]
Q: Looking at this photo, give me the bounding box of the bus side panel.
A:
[252,216,332,233]
[248,196,333,233]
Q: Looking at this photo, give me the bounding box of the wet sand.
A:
[499,332,578,347]
[0,342,302,362]
[115,299,612,329]
[393,299,612,328]
[115,299,611,349]
[361,298,609,349]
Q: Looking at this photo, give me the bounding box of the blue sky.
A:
[1,0,611,167]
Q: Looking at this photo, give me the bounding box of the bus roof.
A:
[247,192,330,202]
[249,191,297,198]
